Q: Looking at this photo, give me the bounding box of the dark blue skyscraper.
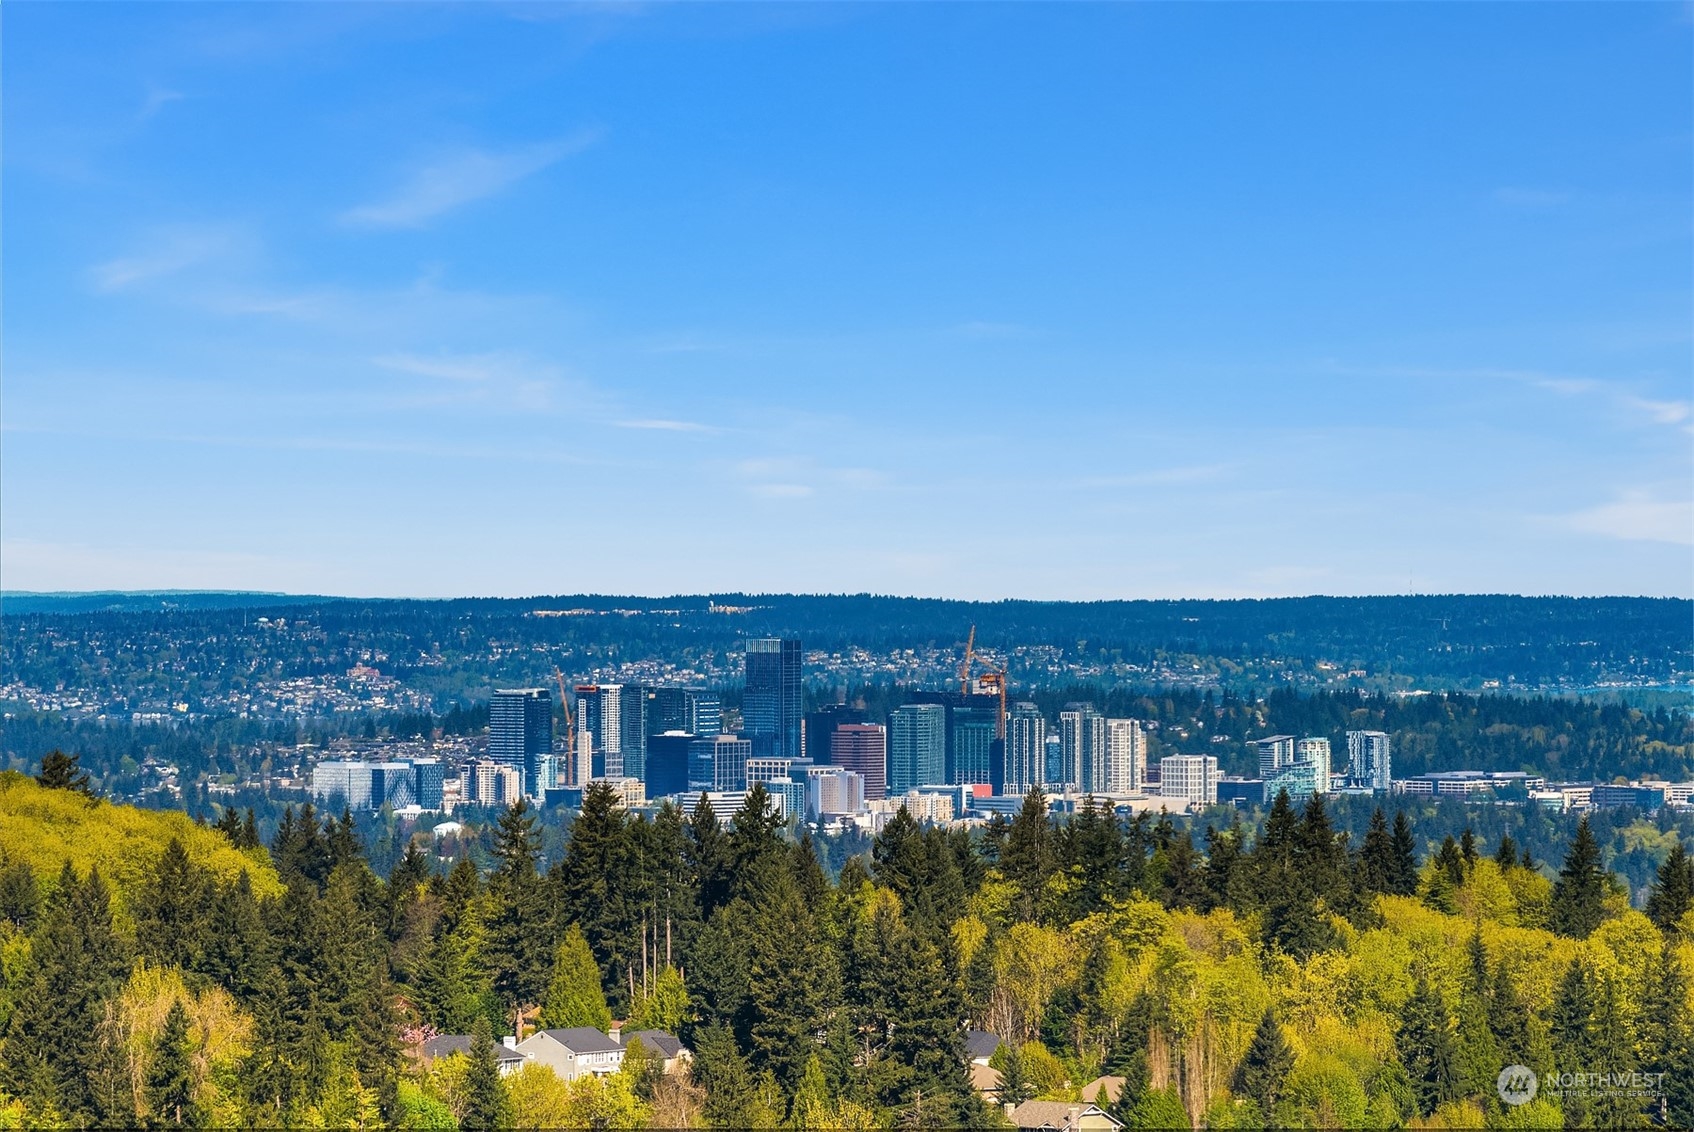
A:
[490,688,552,798]
[743,638,802,759]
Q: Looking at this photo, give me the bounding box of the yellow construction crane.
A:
[958,625,976,696]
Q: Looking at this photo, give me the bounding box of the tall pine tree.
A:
[1646,840,1692,934]
[1550,817,1608,939]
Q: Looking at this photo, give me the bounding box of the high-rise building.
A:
[646,731,695,798]
[1044,734,1065,787]
[1005,702,1046,796]
[744,638,803,759]
[312,758,445,811]
[1346,730,1392,791]
[619,684,648,783]
[411,759,445,810]
[1104,718,1147,794]
[311,760,376,809]
[1059,703,1108,794]
[949,707,996,786]
[830,723,888,801]
[746,756,816,789]
[688,734,752,791]
[809,768,865,816]
[577,684,645,780]
[803,702,867,763]
[1256,735,1297,780]
[490,688,552,798]
[1264,760,1325,803]
[1295,737,1331,792]
[889,703,947,792]
[649,687,722,738]
[1159,755,1219,806]
[468,760,524,806]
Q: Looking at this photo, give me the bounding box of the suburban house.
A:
[417,1034,525,1077]
[512,1027,626,1082]
[621,1029,692,1075]
[1006,1100,1123,1132]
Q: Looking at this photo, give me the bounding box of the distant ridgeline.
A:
[1,591,1688,693]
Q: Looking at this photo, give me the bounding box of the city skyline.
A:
[4,3,1690,600]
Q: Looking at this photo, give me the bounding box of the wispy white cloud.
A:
[1562,491,1693,545]
[1334,362,1693,433]
[371,351,578,413]
[89,226,241,292]
[140,85,186,120]
[341,133,599,228]
[1621,396,1693,428]
[375,352,508,382]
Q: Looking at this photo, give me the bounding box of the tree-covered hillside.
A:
[1,764,1690,1130]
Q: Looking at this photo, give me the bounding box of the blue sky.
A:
[3,3,1690,599]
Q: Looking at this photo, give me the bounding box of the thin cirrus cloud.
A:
[88,226,241,292]
[1563,491,1694,546]
[340,132,599,228]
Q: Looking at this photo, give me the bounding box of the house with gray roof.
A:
[622,1029,692,1074]
[512,1027,626,1082]
[417,1034,526,1077]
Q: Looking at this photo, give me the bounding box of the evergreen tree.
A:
[461,1017,508,1132]
[1637,942,1694,1128]
[1001,787,1054,922]
[725,784,787,901]
[487,799,549,1020]
[1550,817,1608,939]
[0,858,39,931]
[136,837,210,973]
[1203,820,1244,911]
[540,924,613,1031]
[746,872,840,1094]
[1646,840,1692,933]
[239,808,261,851]
[202,871,268,1003]
[1390,811,1420,895]
[34,750,93,796]
[555,781,634,1009]
[1232,1010,1294,1115]
[1494,834,1519,871]
[1453,930,1499,1101]
[1357,807,1396,895]
[1159,831,1208,911]
[145,1000,200,1128]
[994,1044,1034,1107]
[1550,956,1596,1125]
[1397,974,1457,1117]
[0,865,131,1124]
[1459,827,1478,868]
[1486,960,1532,1070]
[686,793,731,919]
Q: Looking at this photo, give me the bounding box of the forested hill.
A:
[3,593,1688,702]
[2,771,1692,1129]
